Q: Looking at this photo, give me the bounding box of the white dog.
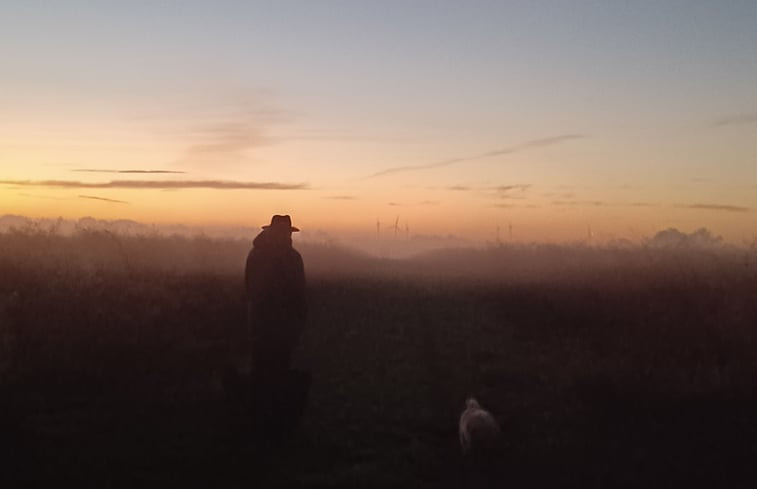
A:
[459,397,500,455]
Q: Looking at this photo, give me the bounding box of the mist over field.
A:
[1,213,752,280]
[2,219,757,487]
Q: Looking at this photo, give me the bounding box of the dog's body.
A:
[459,398,500,455]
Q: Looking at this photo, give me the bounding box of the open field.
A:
[1,229,757,487]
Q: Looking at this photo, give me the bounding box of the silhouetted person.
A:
[245,215,307,377]
[243,215,309,440]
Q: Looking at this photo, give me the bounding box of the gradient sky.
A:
[2,1,756,246]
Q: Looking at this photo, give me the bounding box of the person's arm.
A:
[244,249,255,297]
[244,249,260,347]
[294,252,307,323]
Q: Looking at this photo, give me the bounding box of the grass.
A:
[1,228,756,487]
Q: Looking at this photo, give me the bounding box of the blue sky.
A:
[2,1,756,243]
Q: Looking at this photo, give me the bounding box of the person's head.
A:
[262,214,299,246]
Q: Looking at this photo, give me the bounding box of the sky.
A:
[1,0,756,247]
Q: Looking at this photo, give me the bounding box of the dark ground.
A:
[1,234,757,488]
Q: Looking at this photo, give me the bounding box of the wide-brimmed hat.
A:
[262,214,300,232]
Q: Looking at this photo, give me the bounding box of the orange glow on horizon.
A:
[3,182,755,247]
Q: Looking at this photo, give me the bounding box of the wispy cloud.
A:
[492,203,541,209]
[491,184,530,192]
[366,134,584,178]
[324,195,357,200]
[73,169,186,174]
[446,183,531,199]
[680,203,751,213]
[182,122,267,162]
[552,200,606,207]
[490,184,531,198]
[139,97,295,170]
[385,200,442,207]
[0,179,308,190]
[712,112,757,127]
[79,195,130,204]
[175,102,292,168]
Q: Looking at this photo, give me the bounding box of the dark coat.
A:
[244,230,306,370]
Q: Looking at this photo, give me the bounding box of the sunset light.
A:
[2,2,755,248]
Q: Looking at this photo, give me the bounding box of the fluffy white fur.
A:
[459,397,500,454]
